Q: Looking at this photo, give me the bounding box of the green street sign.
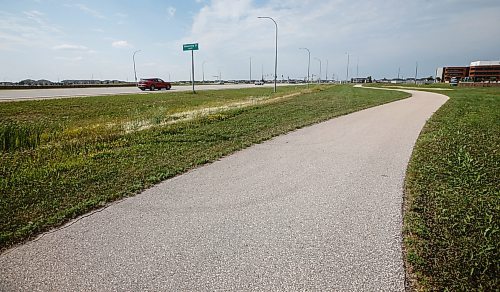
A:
[183,43,199,51]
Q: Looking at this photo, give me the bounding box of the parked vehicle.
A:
[450,77,459,86]
[254,80,264,85]
[138,78,171,91]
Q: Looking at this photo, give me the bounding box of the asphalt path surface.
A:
[0,83,287,102]
[0,88,448,291]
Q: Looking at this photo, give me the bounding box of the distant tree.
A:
[19,79,35,86]
[436,77,441,82]
[427,76,435,81]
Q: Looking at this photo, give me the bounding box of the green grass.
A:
[0,85,408,250]
[404,86,499,290]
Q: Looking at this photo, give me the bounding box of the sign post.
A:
[183,43,199,93]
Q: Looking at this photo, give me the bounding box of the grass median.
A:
[0,85,408,250]
[403,86,499,290]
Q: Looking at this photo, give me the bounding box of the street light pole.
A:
[133,50,141,83]
[326,59,329,81]
[356,56,359,78]
[202,61,207,83]
[346,52,350,83]
[249,57,252,83]
[299,47,310,83]
[415,61,418,84]
[258,16,278,93]
[315,57,322,84]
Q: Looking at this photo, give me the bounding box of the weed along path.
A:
[0,89,448,290]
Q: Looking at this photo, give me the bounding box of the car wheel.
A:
[150,85,155,91]
[166,85,171,90]
[140,88,145,91]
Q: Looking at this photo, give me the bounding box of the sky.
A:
[1,0,499,82]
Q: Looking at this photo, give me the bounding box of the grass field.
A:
[0,85,408,250]
[403,86,499,290]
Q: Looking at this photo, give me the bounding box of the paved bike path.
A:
[0,88,448,291]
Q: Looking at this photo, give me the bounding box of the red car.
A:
[138,78,171,91]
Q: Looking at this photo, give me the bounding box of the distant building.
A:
[437,61,500,82]
[351,76,372,83]
[61,80,103,85]
[376,78,391,83]
[469,61,500,82]
[442,67,469,82]
[390,78,404,84]
[436,67,444,81]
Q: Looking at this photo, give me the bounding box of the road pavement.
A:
[0,83,287,102]
[0,88,448,291]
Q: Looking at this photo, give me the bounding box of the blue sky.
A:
[1,0,499,82]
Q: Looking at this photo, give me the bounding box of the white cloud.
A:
[24,10,44,19]
[112,40,131,48]
[0,10,62,50]
[72,3,105,19]
[167,6,176,18]
[53,44,88,51]
[115,12,128,18]
[55,56,83,61]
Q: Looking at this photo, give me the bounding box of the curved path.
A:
[0,88,448,291]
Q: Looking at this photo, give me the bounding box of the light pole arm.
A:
[299,48,310,83]
[258,16,278,93]
[133,50,141,83]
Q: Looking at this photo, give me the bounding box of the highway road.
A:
[0,88,448,291]
[0,83,287,102]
